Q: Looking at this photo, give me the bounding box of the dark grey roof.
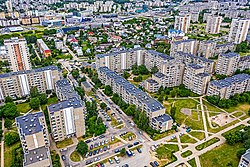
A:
[145,79,158,84]
[48,97,82,113]
[152,114,172,124]
[209,74,250,89]
[187,63,204,69]
[16,112,44,136]
[220,52,240,58]
[0,66,58,78]
[153,72,166,78]
[23,146,50,166]
[216,42,234,48]
[242,149,250,161]
[196,73,210,78]
[240,55,250,61]
[173,39,196,45]
[176,51,214,63]
[56,79,80,100]
[96,48,145,59]
[147,50,173,60]
[82,81,92,88]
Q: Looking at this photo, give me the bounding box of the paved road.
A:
[199,97,209,139]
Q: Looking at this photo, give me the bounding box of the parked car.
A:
[61,155,66,161]
[137,147,142,153]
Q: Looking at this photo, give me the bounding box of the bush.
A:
[5,132,20,146]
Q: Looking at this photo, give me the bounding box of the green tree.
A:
[0,102,19,119]
[4,118,12,129]
[39,93,48,105]
[30,87,40,98]
[123,71,131,79]
[151,66,159,74]
[71,69,80,79]
[5,131,20,146]
[29,98,40,110]
[170,106,176,120]
[75,87,85,100]
[4,96,13,103]
[237,148,247,158]
[120,148,126,157]
[76,141,88,156]
[158,95,164,103]
[104,85,113,96]
[100,102,107,110]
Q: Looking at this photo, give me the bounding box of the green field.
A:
[181,150,192,158]
[200,143,243,167]
[196,137,220,151]
[56,138,73,149]
[156,144,179,160]
[189,131,205,140]
[180,134,197,144]
[188,158,197,167]
[17,102,31,113]
[70,151,81,162]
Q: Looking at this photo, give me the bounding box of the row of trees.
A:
[206,92,250,109]
[81,67,102,89]
[84,101,106,137]
[111,93,158,136]
[29,87,48,110]
[224,126,250,158]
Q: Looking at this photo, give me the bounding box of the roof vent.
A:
[30,158,33,161]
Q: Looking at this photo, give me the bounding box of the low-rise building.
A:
[144,79,159,93]
[81,81,92,93]
[207,74,250,99]
[16,112,52,167]
[37,39,51,57]
[48,98,85,142]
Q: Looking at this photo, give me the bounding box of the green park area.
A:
[156,144,179,165]
[56,138,74,149]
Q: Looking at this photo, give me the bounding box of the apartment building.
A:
[4,37,32,72]
[239,148,250,167]
[205,15,222,34]
[238,55,250,71]
[175,51,215,74]
[48,97,85,142]
[144,50,175,70]
[97,67,173,132]
[16,112,52,167]
[170,39,199,56]
[0,66,59,101]
[216,52,240,76]
[215,42,235,55]
[144,79,159,93]
[174,14,191,33]
[197,40,216,58]
[55,79,81,101]
[207,74,250,99]
[228,19,250,44]
[95,48,145,73]
[183,64,211,95]
[37,39,51,57]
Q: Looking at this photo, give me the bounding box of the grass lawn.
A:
[156,144,179,162]
[4,142,22,167]
[188,158,197,167]
[225,103,250,114]
[56,138,74,149]
[180,134,197,144]
[222,124,246,137]
[200,143,243,167]
[41,97,58,111]
[167,99,203,130]
[17,102,31,113]
[195,137,220,151]
[152,130,175,141]
[121,132,136,141]
[181,150,192,158]
[189,131,205,140]
[70,151,81,162]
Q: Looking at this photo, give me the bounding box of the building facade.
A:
[197,40,216,58]
[37,39,51,57]
[174,14,191,33]
[4,37,32,72]
[205,15,222,34]
[48,98,86,142]
[0,66,59,101]
[207,74,250,99]
[228,19,250,44]
[16,112,52,167]
[216,52,240,76]
[170,39,199,56]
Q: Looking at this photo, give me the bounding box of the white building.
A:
[174,14,191,33]
[205,15,222,34]
[228,19,250,44]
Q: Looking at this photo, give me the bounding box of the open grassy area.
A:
[180,134,197,144]
[195,137,220,151]
[225,103,250,113]
[4,142,23,167]
[166,99,203,130]
[200,143,243,167]
[41,96,58,111]
[70,151,81,162]
[156,144,179,163]
[188,158,197,167]
[152,129,175,141]
[189,131,205,140]
[222,124,246,137]
[121,132,136,141]
[17,102,31,113]
[56,138,74,149]
[181,150,192,158]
